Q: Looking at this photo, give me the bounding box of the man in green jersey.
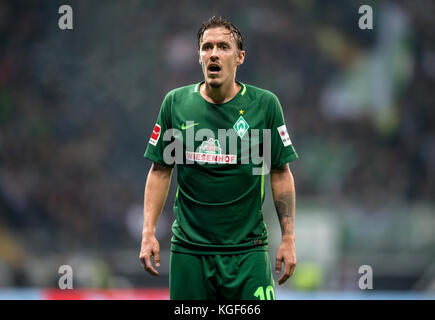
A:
[140,17,298,300]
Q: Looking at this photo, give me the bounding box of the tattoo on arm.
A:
[274,192,295,237]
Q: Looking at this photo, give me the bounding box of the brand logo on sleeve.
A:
[149,123,161,146]
[277,125,292,147]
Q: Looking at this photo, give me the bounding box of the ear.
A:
[198,51,202,65]
[237,50,246,66]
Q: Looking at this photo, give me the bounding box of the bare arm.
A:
[270,163,296,285]
[139,162,173,276]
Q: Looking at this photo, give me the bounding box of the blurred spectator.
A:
[0,0,434,288]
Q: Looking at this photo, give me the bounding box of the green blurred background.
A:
[1,0,435,299]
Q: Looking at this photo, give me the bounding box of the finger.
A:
[140,254,150,271]
[275,257,282,274]
[278,267,289,284]
[278,274,288,285]
[278,260,292,285]
[289,262,296,277]
[139,256,146,269]
[144,254,159,276]
[153,250,161,268]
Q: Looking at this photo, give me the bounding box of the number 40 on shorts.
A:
[253,285,275,300]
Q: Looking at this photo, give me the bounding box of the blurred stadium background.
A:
[1,0,435,300]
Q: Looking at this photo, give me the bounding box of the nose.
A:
[211,46,219,60]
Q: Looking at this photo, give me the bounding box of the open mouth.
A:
[208,64,221,74]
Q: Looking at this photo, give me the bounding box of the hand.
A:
[275,236,296,285]
[139,234,160,276]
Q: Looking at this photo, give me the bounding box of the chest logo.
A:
[181,122,200,130]
[186,138,237,164]
[199,138,222,154]
[233,115,249,138]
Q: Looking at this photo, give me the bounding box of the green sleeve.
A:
[265,92,299,169]
[144,92,175,168]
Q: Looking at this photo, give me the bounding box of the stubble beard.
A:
[208,80,222,89]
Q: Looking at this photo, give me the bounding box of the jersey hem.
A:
[272,152,299,170]
[144,152,175,168]
[170,242,269,255]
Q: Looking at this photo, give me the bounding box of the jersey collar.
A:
[194,81,247,96]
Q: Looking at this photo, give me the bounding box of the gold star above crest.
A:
[239,109,244,115]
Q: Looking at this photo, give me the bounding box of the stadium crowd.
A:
[0,0,434,287]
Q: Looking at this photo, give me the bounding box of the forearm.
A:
[270,163,296,240]
[143,163,173,237]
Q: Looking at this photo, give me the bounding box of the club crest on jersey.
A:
[186,138,237,164]
[233,115,249,138]
[277,124,292,147]
[149,123,161,146]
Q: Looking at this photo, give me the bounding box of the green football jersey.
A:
[144,81,298,254]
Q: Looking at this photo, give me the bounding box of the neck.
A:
[201,80,240,104]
